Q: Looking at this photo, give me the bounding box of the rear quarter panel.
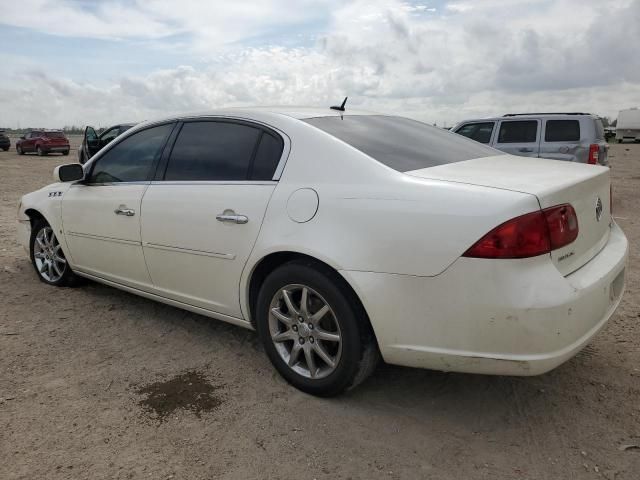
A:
[240,119,542,319]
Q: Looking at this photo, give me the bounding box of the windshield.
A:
[304,115,500,172]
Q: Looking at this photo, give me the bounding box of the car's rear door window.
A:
[544,120,580,142]
[497,120,538,143]
[164,121,281,181]
[455,122,495,144]
[304,115,498,172]
[87,123,173,183]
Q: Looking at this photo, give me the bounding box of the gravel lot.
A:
[1,136,639,479]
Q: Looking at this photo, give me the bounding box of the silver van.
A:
[452,113,608,166]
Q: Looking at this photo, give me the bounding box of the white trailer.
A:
[616,108,640,143]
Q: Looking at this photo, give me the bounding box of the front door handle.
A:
[114,205,135,216]
[216,213,249,224]
[518,147,534,153]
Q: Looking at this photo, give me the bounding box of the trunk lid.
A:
[406,154,612,275]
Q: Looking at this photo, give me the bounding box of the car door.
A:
[82,126,101,161]
[140,119,286,318]
[61,123,175,290]
[540,119,582,162]
[494,119,540,157]
[23,132,36,152]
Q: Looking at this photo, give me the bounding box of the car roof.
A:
[133,106,382,128]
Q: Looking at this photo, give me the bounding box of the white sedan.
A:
[17,108,628,396]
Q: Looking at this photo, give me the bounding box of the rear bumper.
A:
[342,222,628,376]
[41,145,70,152]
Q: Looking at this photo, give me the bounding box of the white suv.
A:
[452,113,608,166]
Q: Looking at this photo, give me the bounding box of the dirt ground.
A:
[1,136,639,480]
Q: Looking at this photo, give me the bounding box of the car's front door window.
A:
[87,123,173,184]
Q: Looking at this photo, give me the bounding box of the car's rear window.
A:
[44,131,65,138]
[303,115,499,172]
[594,118,605,140]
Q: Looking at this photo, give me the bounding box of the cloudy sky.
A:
[1,0,639,128]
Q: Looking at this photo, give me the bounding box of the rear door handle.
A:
[114,206,135,216]
[216,213,248,224]
[518,148,534,153]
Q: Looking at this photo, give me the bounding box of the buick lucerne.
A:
[17,108,628,396]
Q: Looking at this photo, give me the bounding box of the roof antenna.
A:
[330,97,348,112]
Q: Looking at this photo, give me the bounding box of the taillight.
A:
[463,211,550,259]
[588,144,599,164]
[543,204,579,249]
[463,204,578,259]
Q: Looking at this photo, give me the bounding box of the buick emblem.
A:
[595,196,603,222]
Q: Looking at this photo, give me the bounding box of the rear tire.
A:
[30,218,82,287]
[62,150,69,156]
[2,147,8,152]
[256,261,379,396]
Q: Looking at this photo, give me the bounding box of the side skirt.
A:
[74,270,255,331]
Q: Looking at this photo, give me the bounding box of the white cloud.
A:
[0,0,338,44]
[1,0,639,127]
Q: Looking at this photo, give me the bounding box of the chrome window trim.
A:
[70,181,151,187]
[148,180,277,186]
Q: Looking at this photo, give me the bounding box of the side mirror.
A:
[54,164,84,183]
[20,136,25,140]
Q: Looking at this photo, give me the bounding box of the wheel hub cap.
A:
[297,323,311,337]
[33,226,67,282]
[268,284,342,379]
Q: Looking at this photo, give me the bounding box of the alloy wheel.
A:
[268,284,342,379]
[33,226,67,282]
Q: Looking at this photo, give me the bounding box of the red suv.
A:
[16,130,70,156]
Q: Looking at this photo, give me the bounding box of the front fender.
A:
[18,183,75,265]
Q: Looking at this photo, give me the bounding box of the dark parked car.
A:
[16,130,70,156]
[79,123,135,164]
[0,131,10,151]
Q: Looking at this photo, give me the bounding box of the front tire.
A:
[256,261,379,396]
[30,219,81,287]
[17,145,24,155]
[37,146,45,156]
